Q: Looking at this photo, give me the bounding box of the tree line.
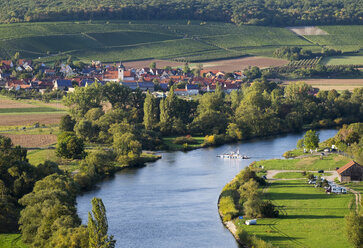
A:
[60,81,363,159]
[1,0,362,26]
[0,135,115,247]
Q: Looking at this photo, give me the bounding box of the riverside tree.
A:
[56,132,85,159]
[303,130,320,150]
[88,197,116,248]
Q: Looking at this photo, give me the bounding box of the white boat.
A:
[217,149,250,159]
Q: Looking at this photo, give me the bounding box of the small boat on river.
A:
[217,149,250,159]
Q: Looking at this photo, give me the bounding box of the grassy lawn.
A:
[253,154,351,171]
[0,234,27,248]
[162,136,204,150]
[339,181,363,194]
[273,172,332,179]
[234,180,354,248]
[27,149,59,165]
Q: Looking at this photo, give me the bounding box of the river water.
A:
[77,129,337,248]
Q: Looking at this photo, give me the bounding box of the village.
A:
[0,59,247,96]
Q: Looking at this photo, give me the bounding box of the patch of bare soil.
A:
[0,113,65,126]
[201,57,288,71]
[2,134,57,147]
[123,59,184,69]
[283,79,363,91]
[288,26,329,36]
[123,57,288,72]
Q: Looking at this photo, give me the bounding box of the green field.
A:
[235,180,354,248]
[253,154,351,171]
[0,234,27,248]
[273,172,332,179]
[304,26,363,53]
[0,107,64,114]
[0,21,361,63]
[321,55,363,65]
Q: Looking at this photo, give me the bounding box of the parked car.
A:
[318,170,324,173]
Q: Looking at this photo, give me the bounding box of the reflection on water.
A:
[77,129,337,248]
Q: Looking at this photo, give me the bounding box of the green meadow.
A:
[0,21,361,63]
[0,107,64,114]
[253,154,351,171]
[0,234,27,248]
[235,180,354,248]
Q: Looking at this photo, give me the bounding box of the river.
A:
[77,129,337,248]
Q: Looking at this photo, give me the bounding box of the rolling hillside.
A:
[0,21,362,63]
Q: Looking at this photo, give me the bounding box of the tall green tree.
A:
[143,91,156,130]
[88,198,116,248]
[303,130,320,150]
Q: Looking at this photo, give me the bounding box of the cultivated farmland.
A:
[0,113,64,126]
[0,21,361,63]
[1,134,57,147]
[283,79,363,91]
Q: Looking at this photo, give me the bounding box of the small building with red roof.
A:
[337,161,363,182]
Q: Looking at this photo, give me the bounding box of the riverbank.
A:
[218,153,356,247]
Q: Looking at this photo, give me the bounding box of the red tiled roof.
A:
[123,71,133,77]
[1,60,12,66]
[103,70,118,80]
[337,161,361,174]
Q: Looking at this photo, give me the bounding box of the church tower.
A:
[118,62,125,81]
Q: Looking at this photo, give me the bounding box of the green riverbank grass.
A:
[272,172,332,179]
[0,234,27,248]
[235,180,354,248]
[253,154,350,171]
[162,136,204,150]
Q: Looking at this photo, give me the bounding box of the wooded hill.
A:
[2,0,363,25]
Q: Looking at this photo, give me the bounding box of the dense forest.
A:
[62,81,363,155]
[1,0,363,25]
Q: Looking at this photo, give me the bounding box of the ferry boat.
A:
[217,149,250,159]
